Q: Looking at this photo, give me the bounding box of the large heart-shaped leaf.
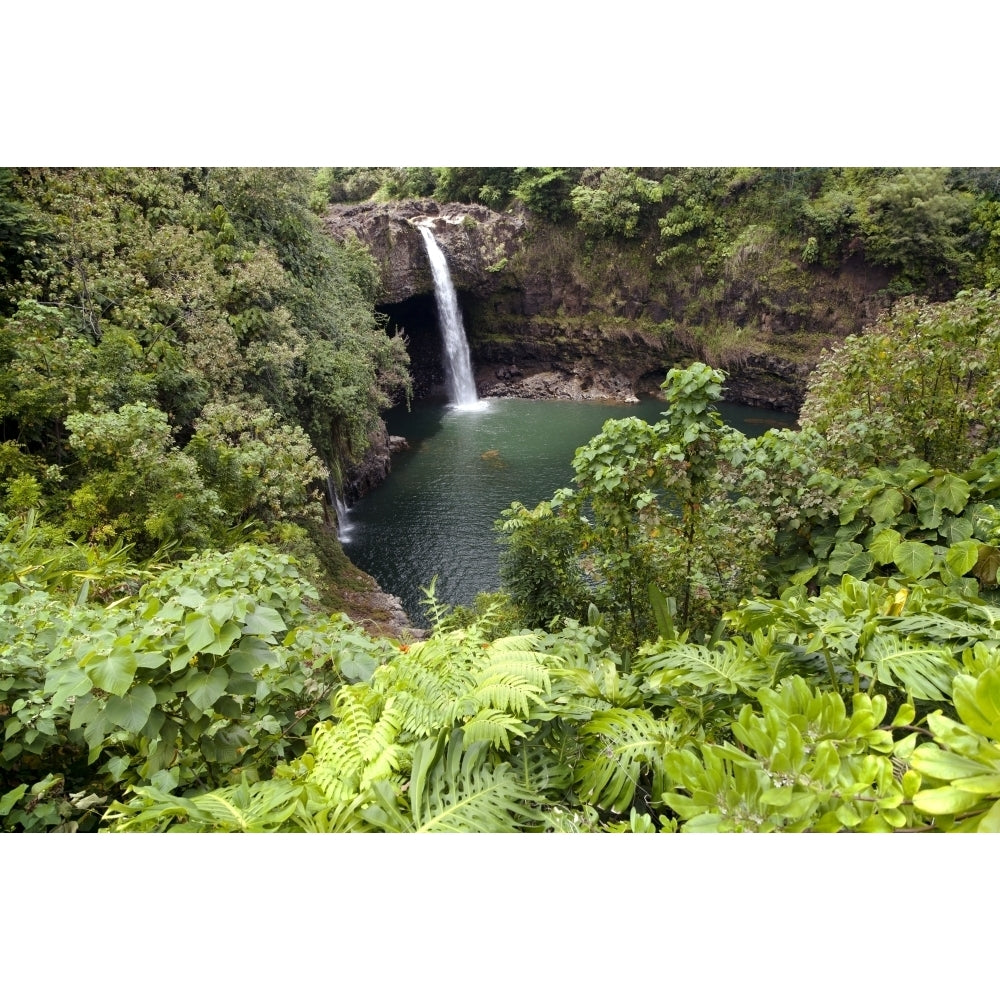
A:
[104,685,158,732]
[84,647,138,697]
[892,540,936,579]
[184,666,229,712]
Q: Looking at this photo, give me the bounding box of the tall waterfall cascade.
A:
[417,223,481,409]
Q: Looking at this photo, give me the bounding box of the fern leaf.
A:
[311,688,407,800]
[107,778,303,832]
[575,708,671,813]
[365,733,542,832]
[454,672,547,721]
[461,707,531,752]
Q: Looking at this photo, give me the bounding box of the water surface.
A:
[342,397,795,625]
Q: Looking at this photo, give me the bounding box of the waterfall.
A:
[334,494,353,543]
[418,223,482,409]
[328,474,353,543]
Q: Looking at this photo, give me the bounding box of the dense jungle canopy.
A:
[4,166,1000,836]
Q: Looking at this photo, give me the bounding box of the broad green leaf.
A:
[134,652,167,675]
[939,515,974,544]
[184,666,229,712]
[225,673,257,696]
[200,728,246,764]
[953,774,1000,795]
[47,669,94,708]
[84,710,110,753]
[913,486,945,529]
[207,598,236,627]
[242,605,286,636]
[175,587,205,609]
[911,744,987,781]
[869,528,902,565]
[214,695,244,719]
[952,671,1000,740]
[973,544,1000,587]
[104,755,131,782]
[227,641,271,673]
[103,685,157,732]
[70,693,102,730]
[977,798,1000,833]
[84,648,138,697]
[891,702,915,728]
[340,650,378,683]
[936,474,972,514]
[184,614,217,655]
[913,784,983,815]
[945,539,981,577]
[892,540,936,579]
[844,551,875,578]
[835,801,861,827]
[202,620,242,657]
[828,541,865,577]
[879,807,907,829]
[0,784,27,815]
[869,487,905,525]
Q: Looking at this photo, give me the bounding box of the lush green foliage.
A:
[499,364,769,645]
[7,166,1000,833]
[0,168,410,555]
[799,289,1000,473]
[569,167,663,240]
[57,564,1000,834]
[6,397,1000,833]
[1,534,391,830]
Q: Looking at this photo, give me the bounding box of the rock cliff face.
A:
[325,199,891,419]
[324,200,524,304]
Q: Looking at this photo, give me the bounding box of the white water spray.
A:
[418,223,482,409]
[328,474,354,543]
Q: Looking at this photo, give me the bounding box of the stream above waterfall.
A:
[340,396,797,627]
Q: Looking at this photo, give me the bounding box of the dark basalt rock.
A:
[325,199,891,438]
[324,200,524,304]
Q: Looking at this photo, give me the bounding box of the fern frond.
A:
[310,688,406,800]
[105,777,303,832]
[359,697,407,787]
[460,707,531,752]
[372,639,475,737]
[453,670,548,722]
[488,633,547,653]
[575,708,672,813]
[476,641,555,692]
[363,733,542,832]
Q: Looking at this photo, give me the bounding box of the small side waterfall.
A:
[334,494,353,543]
[328,474,354,543]
[418,223,481,409]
